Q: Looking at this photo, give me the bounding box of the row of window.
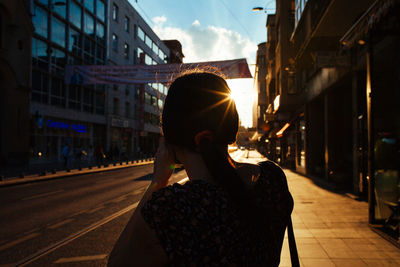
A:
[36,0,106,22]
[138,25,167,63]
[144,112,160,126]
[31,70,105,114]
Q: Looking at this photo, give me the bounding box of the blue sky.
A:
[128,0,276,127]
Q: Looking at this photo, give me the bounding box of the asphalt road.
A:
[0,164,188,266]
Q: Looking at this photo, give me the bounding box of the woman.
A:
[108,72,293,266]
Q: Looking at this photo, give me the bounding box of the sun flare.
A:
[227,79,256,128]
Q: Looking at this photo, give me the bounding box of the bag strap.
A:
[287,217,300,267]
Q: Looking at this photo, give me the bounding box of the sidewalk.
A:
[280,169,400,267]
[0,158,154,187]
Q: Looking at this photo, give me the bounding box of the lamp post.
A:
[252,0,276,13]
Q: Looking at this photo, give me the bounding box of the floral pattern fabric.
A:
[141,160,293,266]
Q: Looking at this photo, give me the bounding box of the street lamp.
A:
[252,1,276,13]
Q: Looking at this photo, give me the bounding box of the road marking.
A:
[87,206,104,214]
[14,177,189,266]
[21,189,64,201]
[0,233,39,252]
[48,218,74,229]
[54,254,107,263]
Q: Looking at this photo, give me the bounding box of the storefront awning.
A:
[276,123,290,138]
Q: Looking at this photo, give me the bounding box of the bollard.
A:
[120,162,123,165]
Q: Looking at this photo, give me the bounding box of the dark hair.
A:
[162,72,263,231]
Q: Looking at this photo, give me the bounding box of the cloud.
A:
[152,17,257,65]
[152,16,167,25]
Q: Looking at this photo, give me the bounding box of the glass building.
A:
[30,0,108,164]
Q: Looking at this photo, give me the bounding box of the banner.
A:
[65,58,252,85]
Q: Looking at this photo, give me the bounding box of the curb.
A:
[0,159,155,188]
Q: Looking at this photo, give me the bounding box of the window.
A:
[83,86,94,113]
[113,98,119,115]
[95,85,105,114]
[112,34,118,51]
[138,26,145,41]
[69,85,81,110]
[51,17,65,47]
[112,4,118,21]
[32,38,48,70]
[84,12,94,35]
[144,92,151,105]
[96,45,105,62]
[152,42,158,55]
[145,54,152,65]
[158,49,165,61]
[145,35,152,49]
[84,0,94,13]
[137,47,144,63]
[69,28,82,55]
[33,6,48,38]
[124,43,129,59]
[53,1,66,18]
[96,0,105,21]
[51,77,65,107]
[51,48,66,75]
[125,102,130,118]
[158,99,163,109]
[124,16,130,32]
[96,22,105,43]
[70,1,82,29]
[31,70,49,103]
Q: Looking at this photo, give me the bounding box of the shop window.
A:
[96,0,105,22]
[70,1,82,29]
[33,6,48,38]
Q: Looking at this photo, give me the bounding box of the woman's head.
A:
[162,72,239,149]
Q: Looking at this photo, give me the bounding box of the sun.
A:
[226,78,256,128]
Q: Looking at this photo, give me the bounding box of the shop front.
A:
[30,116,105,164]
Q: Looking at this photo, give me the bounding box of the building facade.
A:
[30,0,108,164]
[107,0,170,158]
[258,0,400,243]
[0,0,33,166]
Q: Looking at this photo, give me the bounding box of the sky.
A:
[128,0,276,128]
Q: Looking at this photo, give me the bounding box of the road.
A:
[0,149,258,266]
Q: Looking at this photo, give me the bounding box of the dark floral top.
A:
[141,161,293,267]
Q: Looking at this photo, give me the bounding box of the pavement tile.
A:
[331,259,368,267]
[316,238,358,259]
[331,228,364,238]
[353,249,388,259]
[363,259,400,266]
[384,250,400,259]
[297,243,330,259]
[293,228,314,238]
[301,258,335,267]
[309,228,337,238]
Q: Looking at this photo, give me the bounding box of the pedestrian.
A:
[62,144,69,168]
[87,145,94,165]
[108,72,295,266]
